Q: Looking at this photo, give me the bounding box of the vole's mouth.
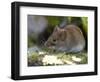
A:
[45,44,55,49]
[44,41,56,49]
[48,46,55,49]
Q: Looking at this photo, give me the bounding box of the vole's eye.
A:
[53,39,56,42]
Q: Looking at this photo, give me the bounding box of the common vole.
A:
[44,25,85,52]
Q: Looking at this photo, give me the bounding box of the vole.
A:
[44,25,85,52]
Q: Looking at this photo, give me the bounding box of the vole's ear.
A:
[60,30,66,41]
[54,25,60,31]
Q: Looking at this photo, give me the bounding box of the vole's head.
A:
[44,25,66,49]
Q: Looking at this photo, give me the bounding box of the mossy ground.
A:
[28,47,87,66]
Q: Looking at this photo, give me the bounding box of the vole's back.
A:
[58,25,85,52]
[45,25,85,52]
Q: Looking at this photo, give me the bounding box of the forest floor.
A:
[28,46,87,66]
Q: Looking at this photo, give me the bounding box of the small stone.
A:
[39,51,46,55]
[42,55,64,65]
[72,56,82,62]
[63,60,76,65]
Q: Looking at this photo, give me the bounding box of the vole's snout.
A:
[44,41,50,47]
[45,41,55,49]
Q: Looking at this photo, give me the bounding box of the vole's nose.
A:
[44,42,50,47]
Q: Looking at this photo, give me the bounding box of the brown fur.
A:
[45,25,85,52]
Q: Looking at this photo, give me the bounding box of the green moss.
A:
[28,52,39,63]
[56,52,88,64]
